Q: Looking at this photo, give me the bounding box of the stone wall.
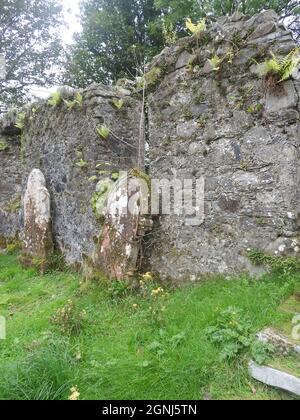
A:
[0,111,23,245]
[0,10,299,282]
[147,10,300,281]
[0,84,142,266]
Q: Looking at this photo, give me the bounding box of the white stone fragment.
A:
[249,362,300,396]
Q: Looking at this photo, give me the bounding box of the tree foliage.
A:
[0,0,64,108]
[155,0,298,25]
[64,0,164,88]
[66,0,299,89]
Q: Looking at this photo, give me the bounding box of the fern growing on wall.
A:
[96,125,110,139]
[47,91,62,108]
[185,18,206,35]
[260,48,300,83]
[64,92,84,110]
[15,112,26,130]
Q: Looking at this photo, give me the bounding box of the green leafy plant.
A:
[75,159,88,169]
[51,300,87,336]
[108,280,130,301]
[246,103,263,114]
[0,141,8,152]
[96,125,110,139]
[259,48,300,84]
[209,49,235,72]
[185,18,206,35]
[74,92,83,107]
[162,20,177,46]
[98,170,110,176]
[88,176,98,182]
[112,98,124,109]
[138,67,162,89]
[209,54,222,71]
[4,197,21,213]
[75,150,83,159]
[64,99,76,110]
[205,307,274,364]
[247,250,300,276]
[139,272,169,327]
[6,240,22,254]
[48,91,62,108]
[15,112,26,130]
[64,92,83,110]
[111,171,120,181]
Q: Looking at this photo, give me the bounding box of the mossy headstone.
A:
[21,169,54,273]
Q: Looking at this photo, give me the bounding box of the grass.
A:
[0,253,299,400]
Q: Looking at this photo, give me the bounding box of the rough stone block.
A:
[248,21,277,40]
[249,362,300,396]
[266,81,298,113]
[22,169,54,272]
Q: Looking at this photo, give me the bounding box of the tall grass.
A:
[0,253,299,400]
[0,339,75,400]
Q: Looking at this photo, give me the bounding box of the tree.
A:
[155,0,299,28]
[64,0,164,88]
[0,0,64,108]
[66,0,299,89]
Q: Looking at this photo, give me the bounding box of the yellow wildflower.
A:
[69,386,80,401]
[142,272,153,282]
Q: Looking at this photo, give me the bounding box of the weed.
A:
[15,112,26,130]
[261,49,299,82]
[108,279,130,301]
[0,141,8,151]
[47,91,62,108]
[112,98,124,109]
[205,307,274,364]
[259,48,300,91]
[3,197,21,213]
[64,92,83,109]
[96,125,110,139]
[162,21,177,46]
[51,300,87,336]
[75,159,88,169]
[138,67,162,90]
[6,241,22,254]
[209,54,222,71]
[186,18,206,36]
[248,250,300,276]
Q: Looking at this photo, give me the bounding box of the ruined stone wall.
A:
[0,111,23,245]
[0,84,142,266]
[147,11,300,282]
[0,10,299,282]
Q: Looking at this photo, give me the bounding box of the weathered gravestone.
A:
[91,171,151,280]
[21,169,54,272]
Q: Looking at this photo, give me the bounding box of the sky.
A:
[30,0,82,98]
[60,0,82,45]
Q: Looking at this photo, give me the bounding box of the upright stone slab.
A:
[22,169,53,271]
[92,171,150,280]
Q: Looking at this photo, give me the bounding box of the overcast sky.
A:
[61,0,82,44]
[30,0,82,98]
